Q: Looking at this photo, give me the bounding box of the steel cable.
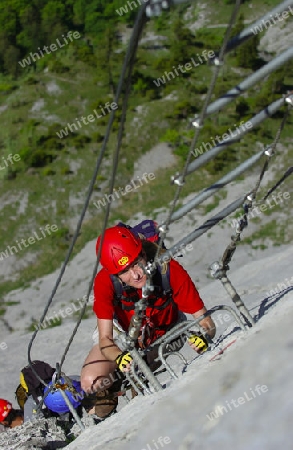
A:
[154,0,242,261]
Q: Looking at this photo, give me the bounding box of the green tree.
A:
[235,98,250,118]
[230,12,262,70]
[236,34,260,69]
[17,4,43,52]
[229,12,245,57]
[3,44,21,77]
[73,0,118,35]
[0,3,21,40]
[169,17,195,66]
[41,1,68,40]
[95,26,119,95]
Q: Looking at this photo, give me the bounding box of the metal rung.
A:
[156,305,245,379]
[122,305,245,388]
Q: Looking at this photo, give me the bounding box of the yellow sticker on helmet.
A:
[118,256,129,266]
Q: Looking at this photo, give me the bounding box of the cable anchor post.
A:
[171,172,185,186]
[211,56,224,66]
[191,115,204,129]
[285,91,293,107]
[209,261,255,327]
[264,144,275,158]
[158,224,169,235]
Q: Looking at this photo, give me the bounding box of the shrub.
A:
[133,78,149,96]
[76,43,96,66]
[235,98,250,118]
[205,147,238,175]
[190,84,208,95]
[48,59,70,73]
[0,83,17,94]
[37,136,64,151]
[173,100,198,119]
[173,143,189,158]
[60,166,73,175]
[145,89,161,101]
[18,146,33,166]
[92,132,104,143]
[161,129,180,147]
[29,149,54,167]
[194,29,224,50]
[42,167,56,176]
[24,76,38,85]
[153,57,171,72]
[71,134,91,148]
[91,98,113,112]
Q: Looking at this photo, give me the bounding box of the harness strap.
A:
[110,265,173,312]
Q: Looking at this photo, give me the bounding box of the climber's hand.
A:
[188,333,209,353]
[115,351,133,372]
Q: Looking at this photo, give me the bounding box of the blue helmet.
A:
[43,378,84,414]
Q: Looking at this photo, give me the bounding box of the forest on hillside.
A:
[1,0,289,78]
[1,0,291,168]
[0,0,139,77]
[0,0,291,194]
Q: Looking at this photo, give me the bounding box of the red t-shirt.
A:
[93,259,204,342]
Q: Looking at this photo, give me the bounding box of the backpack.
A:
[117,219,164,246]
[15,360,55,411]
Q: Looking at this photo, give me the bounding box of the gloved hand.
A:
[188,332,209,353]
[115,351,133,372]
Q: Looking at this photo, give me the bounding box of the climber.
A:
[15,360,84,424]
[0,399,24,429]
[80,224,216,419]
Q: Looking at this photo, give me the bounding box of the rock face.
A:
[258,20,293,56]
[0,417,67,450]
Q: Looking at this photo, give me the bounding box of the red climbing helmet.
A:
[96,226,142,274]
[0,399,12,422]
